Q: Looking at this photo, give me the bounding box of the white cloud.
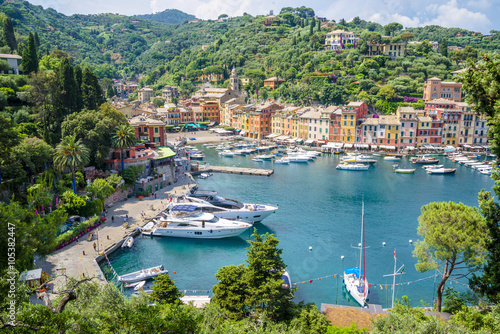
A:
[466,0,491,10]
[422,0,491,32]
[390,13,421,28]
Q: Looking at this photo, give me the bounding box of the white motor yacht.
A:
[219,150,234,157]
[179,197,278,223]
[142,210,252,239]
[336,162,370,171]
[286,155,310,163]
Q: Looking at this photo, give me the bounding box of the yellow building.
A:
[340,109,357,143]
[324,29,356,51]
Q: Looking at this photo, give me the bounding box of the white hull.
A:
[212,207,276,222]
[344,270,369,307]
[149,224,251,239]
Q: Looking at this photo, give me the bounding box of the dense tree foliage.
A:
[413,202,488,312]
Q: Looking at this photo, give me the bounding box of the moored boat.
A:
[427,168,456,174]
[133,280,146,291]
[336,162,370,171]
[121,236,134,248]
[117,265,167,283]
[394,168,416,174]
[344,202,369,307]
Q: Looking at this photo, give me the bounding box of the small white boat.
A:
[190,153,205,160]
[274,158,289,164]
[255,154,274,160]
[287,156,309,163]
[117,265,167,283]
[133,280,146,291]
[252,158,264,162]
[124,281,143,288]
[422,164,444,170]
[282,271,292,289]
[427,168,456,175]
[198,172,212,179]
[121,236,134,248]
[383,156,401,161]
[336,163,370,171]
[219,150,234,157]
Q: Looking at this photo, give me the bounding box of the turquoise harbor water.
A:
[106,147,494,308]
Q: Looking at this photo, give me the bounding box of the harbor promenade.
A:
[36,162,195,296]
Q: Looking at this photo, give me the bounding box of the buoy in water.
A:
[358,243,362,247]
[341,255,344,260]
[382,242,386,246]
[409,239,413,243]
[309,246,312,251]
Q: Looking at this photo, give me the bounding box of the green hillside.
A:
[134,8,196,24]
[0,1,499,109]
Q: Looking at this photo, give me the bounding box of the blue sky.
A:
[29,0,497,34]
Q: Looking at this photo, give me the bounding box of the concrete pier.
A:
[196,165,274,176]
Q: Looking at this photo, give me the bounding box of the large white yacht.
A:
[179,196,278,223]
[141,209,252,239]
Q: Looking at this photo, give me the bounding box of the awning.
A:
[371,145,378,149]
[240,131,246,135]
[154,146,176,160]
[305,139,314,144]
[266,133,279,138]
[317,140,325,144]
[407,146,415,150]
[463,144,472,148]
[344,143,353,148]
[276,135,289,140]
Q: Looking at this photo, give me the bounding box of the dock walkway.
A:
[197,165,274,176]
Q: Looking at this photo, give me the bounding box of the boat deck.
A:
[196,165,274,177]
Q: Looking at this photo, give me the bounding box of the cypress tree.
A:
[81,67,105,110]
[3,17,16,51]
[34,31,40,48]
[21,32,38,74]
[317,20,321,32]
[58,58,78,114]
[106,83,114,98]
[440,38,448,57]
[73,65,83,111]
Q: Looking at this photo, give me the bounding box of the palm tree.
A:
[111,124,137,171]
[54,135,90,194]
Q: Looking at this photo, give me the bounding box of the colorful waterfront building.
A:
[396,106,425,149]
[329,107,343,143]
[129,116,166,146]
[441,107,462,146]
[457,102,475,146]
[473,116,489,145]
[340,109,358,144]
[301,107,330,144]
[201,101,220,123]
[271,106,300,136]
[416,116,443,146]
[360,115,400,149]
[424,98,458,119]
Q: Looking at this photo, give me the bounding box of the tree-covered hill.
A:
[134,8,196,24]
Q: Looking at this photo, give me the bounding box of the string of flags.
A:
[175,273,445,294]
[290,273,441,290]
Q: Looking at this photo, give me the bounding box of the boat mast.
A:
[362,201,365,282]
[383,248,405,309]
[359,201,364,282]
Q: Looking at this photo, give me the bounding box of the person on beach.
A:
[111,216,114,222]
[93,242,96,251]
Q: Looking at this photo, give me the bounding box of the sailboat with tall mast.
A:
[343,201,369,307]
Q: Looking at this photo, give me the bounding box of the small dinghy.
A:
[134,280,146,291]
[124,281,143,288]
[121,236,134,248]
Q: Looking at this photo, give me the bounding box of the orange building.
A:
[264,77,285,90]
[423,77,462,102]
[201,101,220,123]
